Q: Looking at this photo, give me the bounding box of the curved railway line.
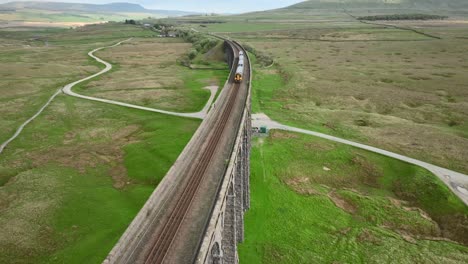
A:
[144,41,244,263]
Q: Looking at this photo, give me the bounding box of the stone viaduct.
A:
[104,39,251,264]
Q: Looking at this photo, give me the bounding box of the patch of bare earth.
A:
[385,197,468,245]
[436,214,468,246]
[284,177,321,196]
[337,227,352,235]
[398,230,418,244]
[109,164,129,189]
[270,130,299,140]
[350,155,381,187]
[328,190,357,214]
[303,141,335,151]
[357,229,381,245]
[390,198,434,222]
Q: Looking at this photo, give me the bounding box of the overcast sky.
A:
[0,0,306,13]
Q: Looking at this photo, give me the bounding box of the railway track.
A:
[143,41,244,264]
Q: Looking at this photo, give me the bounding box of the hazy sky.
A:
[0,0,306,13]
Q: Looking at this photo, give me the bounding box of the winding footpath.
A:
[252,113,468,205]
[0,38,217,155]
[0,89,62,154]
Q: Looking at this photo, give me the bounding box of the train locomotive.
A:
[234,51,244,83]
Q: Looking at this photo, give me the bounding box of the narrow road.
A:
[252,113,468,205]
[1,38,219,155]
[62,38,218,119]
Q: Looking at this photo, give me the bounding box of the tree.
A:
[125,19,136,25]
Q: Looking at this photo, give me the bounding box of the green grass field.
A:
[239,131,468,263]
[0,95,200,263]
[0,8,164,24]
[2,3,468,263]
[229,5,468,262]
[237,20,468,174]
[0,23,156,144]
[193,22,319,33]
[166,5,468,175]
[74,37,229,113]
[0,23,207,263]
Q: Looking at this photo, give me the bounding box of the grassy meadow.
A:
[239,131,468,263]
[76,37,229,113]
[0,8,165,25]
[224,10,468,261]
[0,23,211,263]
[0,23,156,144]
[224,18,468,174]
[1,2,467,263]
[172,6,468,173]
[0,95,199,263]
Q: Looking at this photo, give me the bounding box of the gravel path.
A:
[0,38,218,155]
[252,113,468,205]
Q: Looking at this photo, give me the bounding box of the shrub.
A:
[244,44,273,67]
[176,29,222,65]
[188,49,198,60]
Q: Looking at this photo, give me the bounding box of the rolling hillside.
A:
[0,1,196,16]
[0,1,197,26]
[287,0,468,10]
[229,0,468,21]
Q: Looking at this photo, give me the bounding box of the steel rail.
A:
[143,42,243,264]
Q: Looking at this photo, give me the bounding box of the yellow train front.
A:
[234,51,244,83]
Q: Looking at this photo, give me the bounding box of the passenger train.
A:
[234,51,244,83]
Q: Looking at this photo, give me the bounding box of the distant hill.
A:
[287,0,468,10]
[0,1,197,16]
[230,0,468,22]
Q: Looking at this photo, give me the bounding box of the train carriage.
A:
[234,51,244,83]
